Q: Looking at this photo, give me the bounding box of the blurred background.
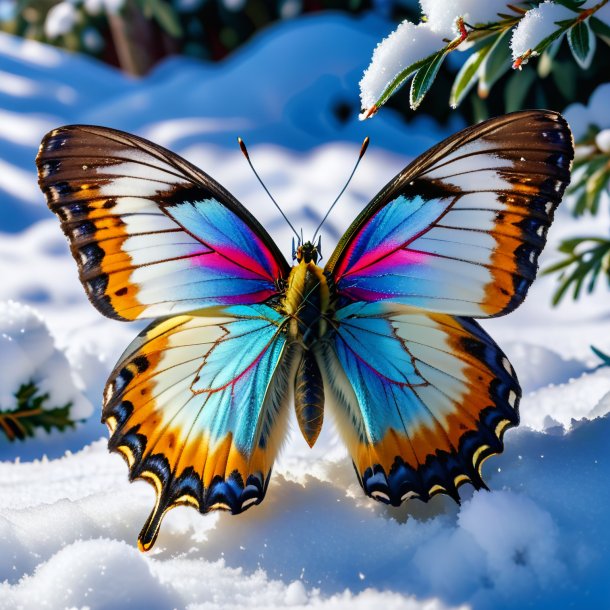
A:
[2,0,610,123]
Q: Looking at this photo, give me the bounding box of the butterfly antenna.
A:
[312,137,369,242]
[238,137,300,241]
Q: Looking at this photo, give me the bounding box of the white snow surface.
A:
[0,11,610,610]
[420,0,513,37]
[510,1,575,59]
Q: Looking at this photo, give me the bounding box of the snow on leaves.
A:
[359,0,610,119]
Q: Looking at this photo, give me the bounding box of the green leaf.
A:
[538,37,563,77]
[590,16,610,46]
[554,0,586,9]
[551,58,577,99]
[368,54,430,113]
[504,68,536,112]
[145,0,183,38]
[450,43,493,108]
[585,163,610,214]
[591,345,610,367]
[568,19,596,68]
[544,236,610,305]
[410,50,447,110]
[520,18,574,63]
[0,382,75,442]
[478,28,512,98]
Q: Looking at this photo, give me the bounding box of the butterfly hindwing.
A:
[325,110,573,317]
[102,304,294,551]
[318,302,519,504]
[36,125,290,320]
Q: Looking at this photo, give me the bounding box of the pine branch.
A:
[0,381,75,442]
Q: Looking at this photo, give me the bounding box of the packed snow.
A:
[420,0,514,37]
[510,1,575,60]
[0,10,610,610]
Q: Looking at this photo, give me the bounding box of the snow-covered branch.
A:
[360,0,610,119]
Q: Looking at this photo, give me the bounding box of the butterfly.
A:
[36,110,573,551]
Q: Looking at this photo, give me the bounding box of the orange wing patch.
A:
[102,308,292,551]
[323,307,519,505]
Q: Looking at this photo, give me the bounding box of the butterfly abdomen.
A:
[294,350,324,447]
[281,258,330,447]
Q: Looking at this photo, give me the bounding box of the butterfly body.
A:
[278,241,330,446]
[36,111,574,551]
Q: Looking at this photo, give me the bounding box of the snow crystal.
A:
[359,21,446,111]
[44,1,78,39]
[511,1,575,60]
[421,0,512,38]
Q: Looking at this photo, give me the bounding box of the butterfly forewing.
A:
[326,110,574,317]
[321,110,572,506]
[36,125,290,320]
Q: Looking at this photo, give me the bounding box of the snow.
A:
[44,1,79,39]
[596,128,610,153]
[0,301,93,460]
[420,0,512,37]
[564,82,610,139]
[83,0,125,16]
[510,1,575,60]
[0,10,610,610]
[359,21,446,112]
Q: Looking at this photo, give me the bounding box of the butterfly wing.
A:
[325,110,573,317]
[317,302,519,504]
[36,125,290,320]
[102,304,294,551]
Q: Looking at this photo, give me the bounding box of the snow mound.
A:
[0,301,92,458]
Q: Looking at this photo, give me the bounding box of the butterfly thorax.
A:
[282,243,330,345]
